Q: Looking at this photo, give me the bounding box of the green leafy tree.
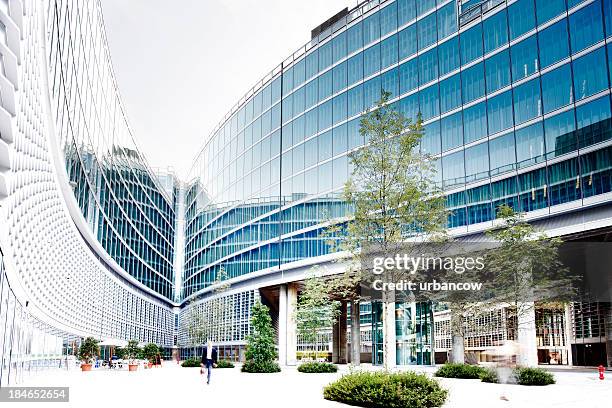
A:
[295,271,340,360]
[242,300,280,373]
[142,343,160,363]
[124,340,141,363]
[78,337,100,364]
[331,91,447,368]
[485,205,574,366]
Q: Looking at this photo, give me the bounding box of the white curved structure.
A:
[0,0,174,385]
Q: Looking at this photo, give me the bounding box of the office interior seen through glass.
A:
[1,0,612,387]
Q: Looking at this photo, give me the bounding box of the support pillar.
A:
[278,284,297,366]
[350,299,361,366]
[564,304,574,366]
[606,305,612,368]
[517,302,538,367]
[333,301,348,364]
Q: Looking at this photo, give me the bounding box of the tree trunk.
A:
[517,302,538,367]
[382,289,396,369]
[450,310,465,364]
[351,299,361,366]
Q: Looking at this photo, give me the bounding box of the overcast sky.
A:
[100,0,351,179]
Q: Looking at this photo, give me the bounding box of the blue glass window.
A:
[489,132,516,176]
[293,59,305,89]
[363,44,381,77]
[332,123,348,156]
[381,68,399,98]
[318,130,333,161]
[576,95,612,148]
[319,70,333,100]
[573,48,609,101]
[419,48,438,85]
[441,112,463,151]
[443,150,465,189]
[347,84,364,117]
[283,68,294,96]
[305,79,318,109]
[398,25,417,60]
[319,41,333,71]
[508,0,536,40]
[419,84,439,120]
[364,76,382,109]
[545,109,577,158]
[400,93,420,121]
[332,62,347,94]
[541,64,573,114]
[487,91,514,134]
[305,50,318,80]
[515,122,545,167]
[438,37,460,75]
[465,142,490,182]
[397,0,416,26]
[418,13,437,50]
[305,109,318,138]
[417,0,436,16]
[491,177,518,211]
[399,59,418,94]
[548,158,580,206]
[462,63,485,103]
[440,74,461,113]
[483,9,508,53]
[581,146,612,198]
[463,102,487,143]
[347,53,363,86]
[347,22,363,55]
[381,35,398,68]
[485,50,510,93]
[293,86,305,116]
[535,0,566,24]
[460,24,483,64]
[569,0,604,53]
[437,2,457,40]
[514,78,542,125]
[363,12,380,45]
[332,31,347,63]
[518,168,547,211]
[467,185,492,223]
[380,2,398,36]
[332,93,347,125]
[511,36,538,82]
[422,120,441,155]
[605,0,612,38]
[538,19,570,68]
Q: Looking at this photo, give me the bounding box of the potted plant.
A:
[124,340,141,372]
[78,337,100,371]
[142,343,160,368]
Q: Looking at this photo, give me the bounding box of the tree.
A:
[124,340,141,363]
[485,205,573,366]
[242,300,281,373]
[295,271,340,360]
[78,337,100,364]
[335,91,447,369]
[142,343,160,363]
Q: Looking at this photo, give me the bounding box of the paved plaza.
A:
[8,363,611,408]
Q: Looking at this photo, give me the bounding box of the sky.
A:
[101,0,351,179]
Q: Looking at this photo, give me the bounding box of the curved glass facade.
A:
[184,0,612,299]
[47,0,176,299]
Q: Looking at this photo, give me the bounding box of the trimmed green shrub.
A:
[515,367,555,386]
[323,371,448,408]
[241,360,281,373]
[297,362,338,373]
[435,363,485,379]
[181,358,200,367]
[479,367,499,383]
[215,360,235,368]
[78,337,100,364]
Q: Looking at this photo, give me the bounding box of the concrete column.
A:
[382,292,396,369]
[278,284,287,365]
[286,283,298,366]
[350,299,361,366]
[278,284,298,366]
[517,302,538,367]
[606,306,612,368]
[333,301,348,364]
[564,304,574,366]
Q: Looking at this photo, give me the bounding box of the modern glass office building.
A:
[2,0,612,386]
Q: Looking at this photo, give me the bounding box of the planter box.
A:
[81,364,92,372]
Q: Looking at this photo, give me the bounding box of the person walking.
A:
[200,340,218,385]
